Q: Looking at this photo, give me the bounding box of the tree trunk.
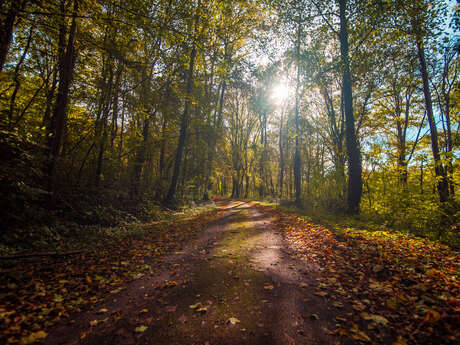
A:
[0,0,26,72]
[420,158,424,195]
[204,79,226,200]
[131,114,150,199]
[338,0,362,214]
[293,21,302,207]
[42,65,59,144]
[159,115,168,178]
[165,26,198,205]
[110,64,123,149]
[95,62,114,187]
[394,86,408,188]
[48,0,78,192]
[279,112,284,198]
[415,38,449,203]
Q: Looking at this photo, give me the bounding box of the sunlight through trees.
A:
[0,0,458,243]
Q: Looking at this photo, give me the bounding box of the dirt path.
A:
[45,201,345,345]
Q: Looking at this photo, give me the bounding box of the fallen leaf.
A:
[423,309,441,323]
[350,324,371,342]
[227,317,240,325]
[21,331,48,345]
[360,312,389,326]
[189,302,203,310]
[196,306,208,314]
[164,280,178,288]
[386,297,398,310]
[352,301,366,311]
[264,284,274,290]
[313,291,328,297]
[135,325,148,333]
[392,336,408,345]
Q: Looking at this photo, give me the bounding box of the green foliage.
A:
[0,0,457,250]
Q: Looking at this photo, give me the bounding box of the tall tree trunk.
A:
[444,93,454,196]
[159,115,168,178]
[245,173,249,198]
[203,80,226,200]
[201,62,217,201]
[95,62,114,187]
[338,0,362,214]
[42,65,59,143]
[279,112,284,198]
[415,38,449,203]
[396,88,411,187]
[95,126,107,187]
[293,21,302,206]
[131,112,151,199]
[322,86,346,199]
[110,64,123,149]
[440,50,455,197]
[420,158,424,195]
[165,22,198,205]
[259,112,266,199]
[0,0,26,72]
[48,0,78,192]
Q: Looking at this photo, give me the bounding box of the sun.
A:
[271,82,291,105]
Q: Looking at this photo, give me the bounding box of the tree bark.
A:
[293,21,302,207]
[415,38,449,203]
[203,79,226,200]
[279,111,284,198]
[131,111,151,199]
[338,0,362,214]
[165,21,198,205]
[95,61,114,187]
[47,0,78,192]
[0,0,26,72]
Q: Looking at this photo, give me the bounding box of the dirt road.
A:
[45,200,344,345]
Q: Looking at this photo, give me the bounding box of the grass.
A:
[0,201,218,257]
[256,200,460,250]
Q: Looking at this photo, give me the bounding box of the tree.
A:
[408,0,450,203]
[47,0,79,193]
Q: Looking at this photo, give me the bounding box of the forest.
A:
[0,0,458,242]
[0,0,459,344]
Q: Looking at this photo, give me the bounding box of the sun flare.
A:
[271,83,291,105]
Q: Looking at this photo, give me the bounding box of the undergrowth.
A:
[258,200,460,249]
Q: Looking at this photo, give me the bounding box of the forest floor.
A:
[1,200,458,345]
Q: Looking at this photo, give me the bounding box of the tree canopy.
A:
[0,0,458,242]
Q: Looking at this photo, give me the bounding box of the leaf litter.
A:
[256,203,459,344]
[0,208,221,344]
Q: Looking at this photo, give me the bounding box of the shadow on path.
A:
[45,201,347,345]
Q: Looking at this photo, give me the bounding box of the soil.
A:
[44,200,350,345]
